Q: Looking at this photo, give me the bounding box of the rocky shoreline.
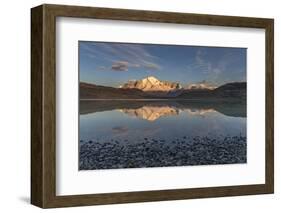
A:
[79,136,246,170]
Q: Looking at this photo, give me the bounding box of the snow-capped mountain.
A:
[121,76,181,92]
[185,81,216,90]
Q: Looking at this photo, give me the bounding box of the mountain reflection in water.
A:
[119,106,180,121]
[80,100,246,119]
[119,107,219,121]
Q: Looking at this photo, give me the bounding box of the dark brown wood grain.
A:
[31,5,43,207]
[265,20,274,193]
[31,4,274,208]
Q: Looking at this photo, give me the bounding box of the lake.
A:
[79,100,247,170]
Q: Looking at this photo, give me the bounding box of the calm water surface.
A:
[80,100,246,142]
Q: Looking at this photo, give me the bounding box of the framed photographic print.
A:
[31,4,274,208]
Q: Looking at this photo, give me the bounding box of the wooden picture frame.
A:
[31,4,274,208]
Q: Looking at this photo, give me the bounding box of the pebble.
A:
[79,135,247,170]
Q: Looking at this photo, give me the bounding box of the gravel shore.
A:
[79,136,246,170]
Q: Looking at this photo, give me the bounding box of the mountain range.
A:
[121,76,181,92]
[80,76,246,101]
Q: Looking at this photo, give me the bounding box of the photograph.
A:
[78,41,247,170]
[30,4,274,208]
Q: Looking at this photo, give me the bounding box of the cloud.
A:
[80,42,161,71]
[186,49,224,78]
[111,61,129,71]
[143,62,161,70]
[186,48,246,85]
[110,60,160,72]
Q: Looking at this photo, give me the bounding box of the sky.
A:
[79,41,246,88]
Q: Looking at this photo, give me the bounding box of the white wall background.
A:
[0,0,279,212]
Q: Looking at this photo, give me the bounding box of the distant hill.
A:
[213,82,246,98]
[178,82,246,101]
[80,82,149,99]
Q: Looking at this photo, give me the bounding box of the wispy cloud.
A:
[143,62,161,70]
[194,49,213,74]
[80,42,161,71]
[186,49,245,84]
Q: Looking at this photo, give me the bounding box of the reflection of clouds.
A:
[142,127,161,135]
[112,126,129,134]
